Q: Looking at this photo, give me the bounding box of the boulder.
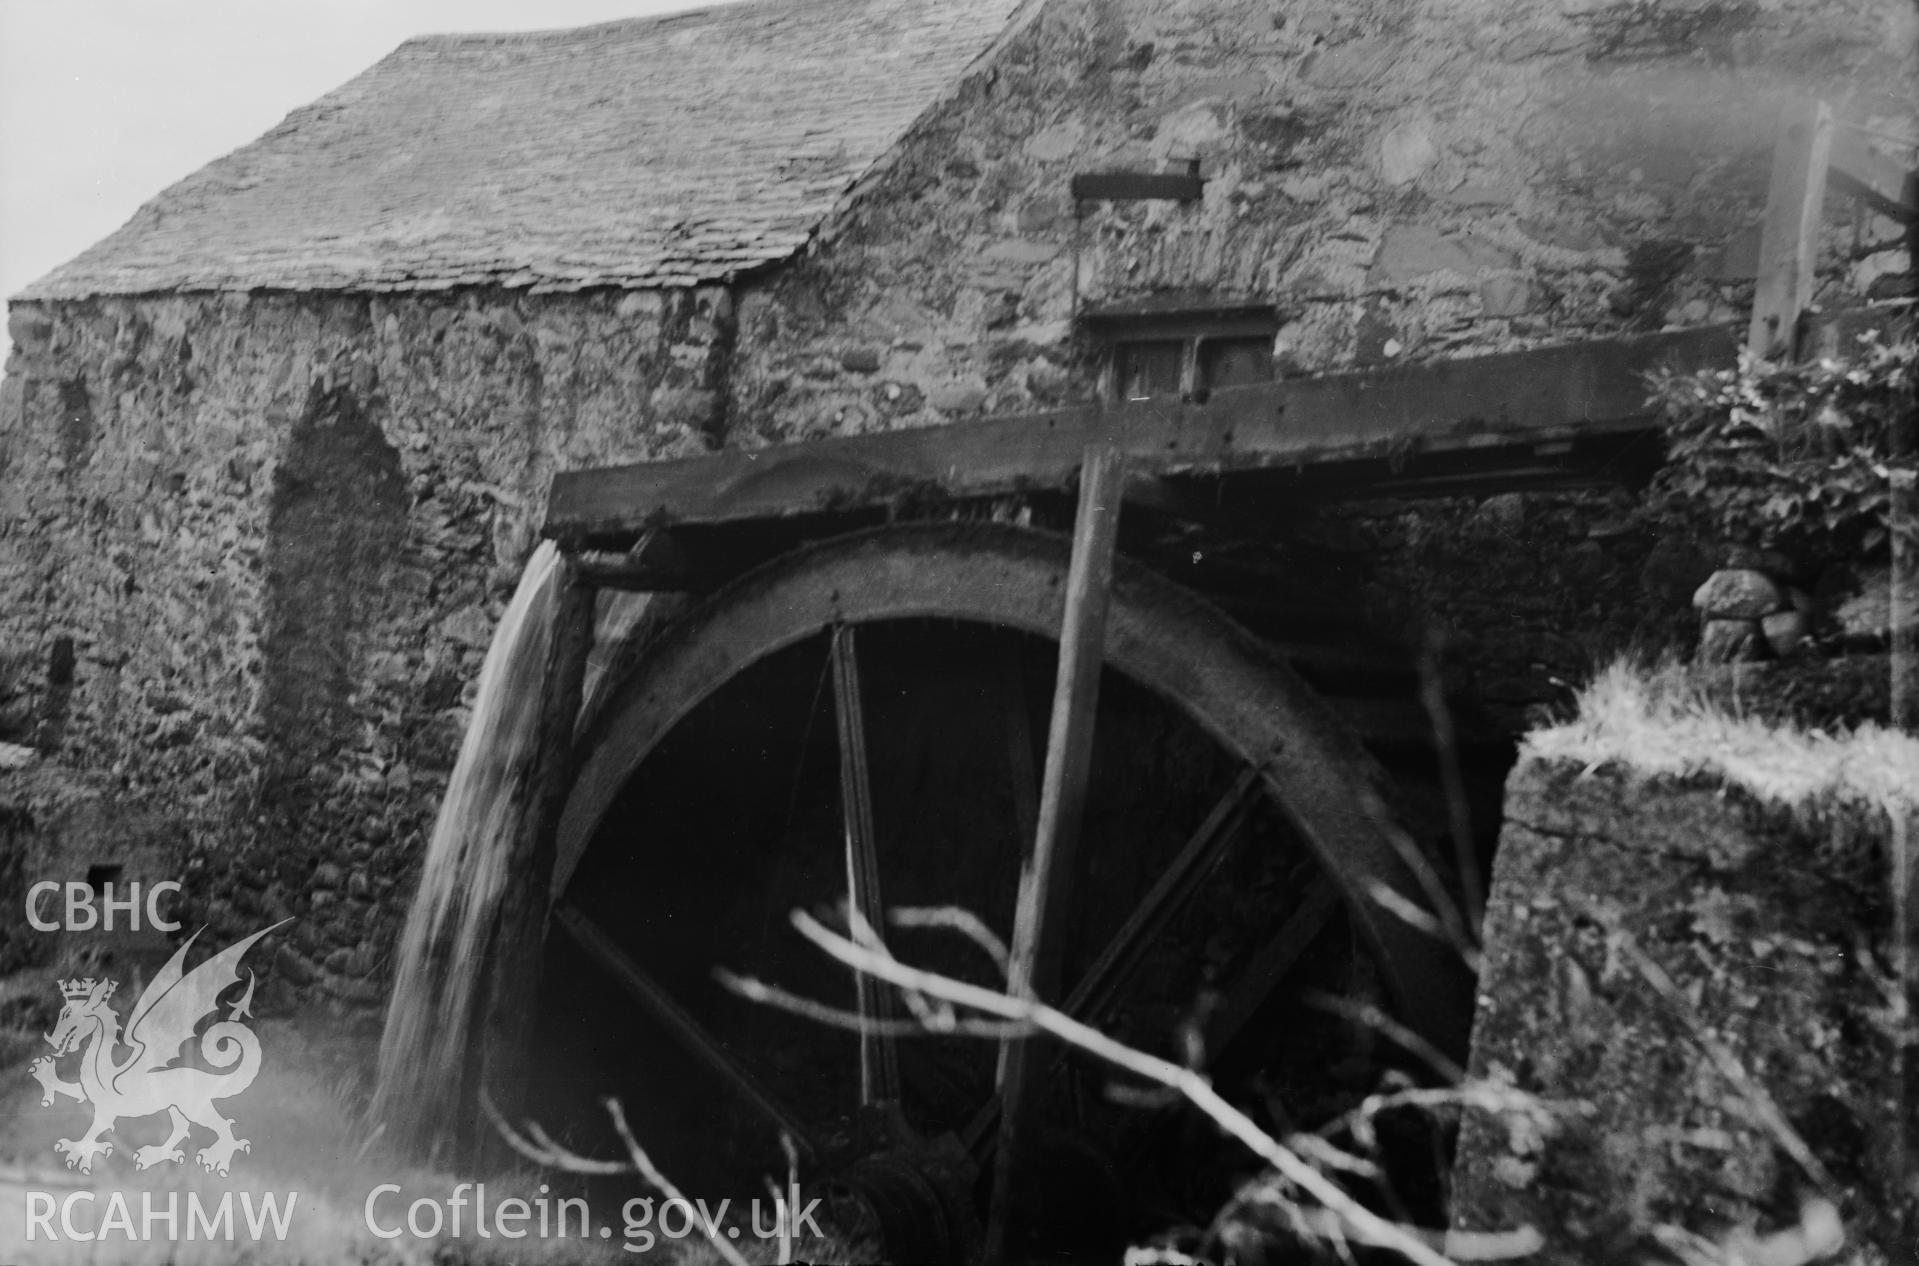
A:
[1691,568,1785,619]
[1760,609,1810,658]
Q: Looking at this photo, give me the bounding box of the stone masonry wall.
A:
[1452,757,1909,1260]
[730,0,1916,440]
[1314,490,1710,732]
[0,287,732,1014]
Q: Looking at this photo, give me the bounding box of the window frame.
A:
[1083,307,1280,403]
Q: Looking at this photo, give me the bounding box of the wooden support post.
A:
[475,567,596,1158]
[1748,98,1835,361]
[985,445,1126,1264]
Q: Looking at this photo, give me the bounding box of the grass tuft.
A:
[1525,657,1919,818]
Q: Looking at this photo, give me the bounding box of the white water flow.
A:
[372,540,565,1153]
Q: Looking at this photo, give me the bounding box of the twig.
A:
[889,904,1012,976]
[1367,882,1485,975]
[1419,631,1485,931]
[1368,803,1481,967]
[1572,899,1842,1198]
[1302,990,1468,1084]
[479,1088,752,1266]
[1284,1131,1383,1180]
[1284,1208,1546,1263]
[606,1098,754,1266]
[481,1090,625,1173]
[719,969,1030,1039]
[785,908,1477,1266]
[1316,1081,1586,1150]
[1889,797,1912,1210]
[779,1131,801,1266]
[1649,1197,1841,1266]
[845,899,958,1031]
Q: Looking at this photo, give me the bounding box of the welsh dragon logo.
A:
[29,920,289,1175]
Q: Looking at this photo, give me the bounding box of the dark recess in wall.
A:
[260,381,408,803]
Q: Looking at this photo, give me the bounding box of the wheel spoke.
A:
[962,763,1264,1153]
[1066,764,1264,1023]
[831,624,900,1106]
[998,638,1041,851]
[552,902,818,1155]
[1201,879,1341,1056]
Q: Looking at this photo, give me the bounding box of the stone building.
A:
[1,0,1913,1010]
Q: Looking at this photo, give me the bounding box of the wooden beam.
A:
[985,446,1126,1263]
[545,324,1750,540]
[572,529,700,591]
[475,570,595,1159]
[830,625,900,1105]
[1749,99,1835,360]
[552,903,818,1154]
[1830,128,1919,225]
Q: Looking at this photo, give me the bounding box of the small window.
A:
[1198,337,1274,389]
[1084,300,1279,403]
[1115,340,1186,401]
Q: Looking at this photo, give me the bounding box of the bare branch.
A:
[480,1089,627,1174]
[1367,882,1484,975]
[888,904,1013,976]
[719,968,1030,1039]
[1302,990,1467,1084]
[605,1098,753,1266]
[785,907,1480,1266]
[481,1088,752,1266]
[1317,1081,1586,1154]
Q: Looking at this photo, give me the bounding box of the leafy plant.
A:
[1646,333,1918,562]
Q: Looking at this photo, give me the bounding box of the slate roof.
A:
[21,0,1026,300]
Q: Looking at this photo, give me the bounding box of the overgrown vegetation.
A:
[1646,333,1918,562]
[1528,658,1919,817]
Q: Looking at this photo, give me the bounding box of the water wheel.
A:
[523,520,1473,1259]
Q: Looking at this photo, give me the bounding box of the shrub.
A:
[1645,333,1918,564]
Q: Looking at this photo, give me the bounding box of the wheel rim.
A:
[557,522,1468,1044]
[537,521,1473,1244]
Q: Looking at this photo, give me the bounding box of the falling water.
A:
[371,540,566,1156]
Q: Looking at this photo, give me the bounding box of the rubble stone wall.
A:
[730,0,1916,441]
[1316,490,1708,730]
[0,288,731,1012]
[1452,757,1908,1259]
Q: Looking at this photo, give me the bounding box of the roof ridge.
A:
[401,0,867,51]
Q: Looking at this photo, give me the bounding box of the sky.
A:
[0,0,736,322]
